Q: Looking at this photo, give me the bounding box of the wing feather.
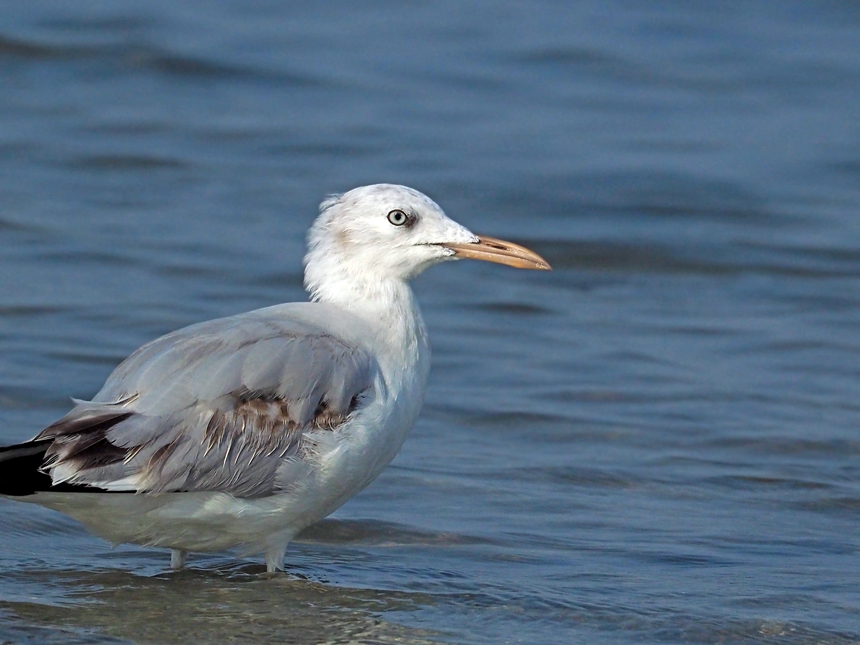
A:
[34,304,379,498]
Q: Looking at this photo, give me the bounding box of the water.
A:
[0,1,858,642]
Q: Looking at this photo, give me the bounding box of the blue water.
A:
[0,1,858,643]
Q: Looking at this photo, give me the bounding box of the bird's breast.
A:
[307,332,430,510]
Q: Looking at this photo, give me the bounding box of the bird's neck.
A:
[305,262,429,382]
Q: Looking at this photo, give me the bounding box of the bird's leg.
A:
[170,549,188,570]
[265,547,285,573]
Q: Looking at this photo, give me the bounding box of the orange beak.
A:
[442,236,551,270]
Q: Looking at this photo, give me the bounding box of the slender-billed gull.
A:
[0,184,550,571]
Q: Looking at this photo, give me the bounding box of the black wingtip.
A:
[0,440,56,496]
[0,439,113,496]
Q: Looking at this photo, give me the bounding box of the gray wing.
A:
[35,304,378,497]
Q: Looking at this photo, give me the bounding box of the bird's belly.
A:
[20,490,311,553]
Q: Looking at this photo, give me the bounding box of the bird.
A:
[0,184,550,572]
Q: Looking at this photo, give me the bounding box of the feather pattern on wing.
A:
[35,304,379,498]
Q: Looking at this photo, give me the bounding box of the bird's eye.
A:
[387,209,409,226]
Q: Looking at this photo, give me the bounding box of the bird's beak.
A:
[442,236,552,270]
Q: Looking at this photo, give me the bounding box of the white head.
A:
[304,184,549,305]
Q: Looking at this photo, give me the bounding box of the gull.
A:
[0,184,550,572]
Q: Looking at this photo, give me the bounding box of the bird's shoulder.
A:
[96,302,381,415]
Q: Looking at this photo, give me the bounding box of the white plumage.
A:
[0,184,549,571]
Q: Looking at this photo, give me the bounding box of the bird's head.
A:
[304,184,550,302]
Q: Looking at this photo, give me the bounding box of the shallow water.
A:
[0,1,859,643]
